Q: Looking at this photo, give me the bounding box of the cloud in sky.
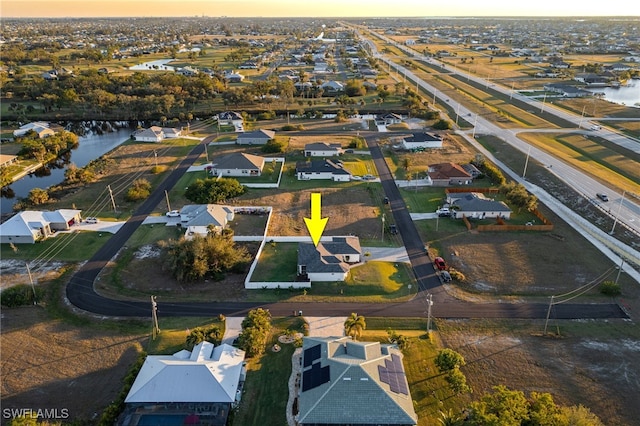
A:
[2,0,639,17]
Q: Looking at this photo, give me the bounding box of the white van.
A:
[590,124,601,131]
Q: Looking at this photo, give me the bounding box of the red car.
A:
[434,257,447,271]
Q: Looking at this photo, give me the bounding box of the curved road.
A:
[65,134,627,321]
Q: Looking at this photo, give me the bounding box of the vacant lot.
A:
[0,308,144,424]
[437,319,640,426]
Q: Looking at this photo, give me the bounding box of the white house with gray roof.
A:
[295,159,351,181]
[304,142,342,157]
[297,336,417,426]
[209,152,265,177]
[297,236,361,282]
[0,209,82,244]
[236,129,275,145]
[401,132,443,150]
[178,204,235,238]
[447,192,512,220]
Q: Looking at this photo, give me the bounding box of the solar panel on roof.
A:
[378,354,410,395]
[303,344,321,367]
[302,361,331,392]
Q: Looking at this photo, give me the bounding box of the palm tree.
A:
[344,313,366,341]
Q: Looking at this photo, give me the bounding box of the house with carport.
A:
[217,111,244,126]
[295,159,351,181]
[0,209,82,244]
[120,341,246,426]
[296,336,417,426]
[209,152,265,177]
[297,236,361,282]
[304,142,342,157]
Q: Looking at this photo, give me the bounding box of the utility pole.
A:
[164,190,172,212]
[26,263,37,305]
[544,295,555,335]
[578,105,586,129]
[107,185,117,214]
[540,92,547,113]
[432,89,437,106]
[510,81,515,100]
[381,213,385,242]
[426,293,433,334]
[610,191,626,235]
[614,257,625,286]
[472,113,479,138]
[151,296,160,340]
[522,146,531,179]
[455,103,461,126]
[153,150,158,168]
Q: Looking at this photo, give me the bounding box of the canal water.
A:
[586,80,640,108]
[1,128,132,214]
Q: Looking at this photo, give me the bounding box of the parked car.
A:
[351,175,363,181]
[166,210,181,217]
[436,207,451,217]
[441,271,452,283]
[362,174,376,181]
[434,257,447,271]
[345,149,354,154]
[383,197,389,204]
[85,217,99,224]
[596,193,609,202]
[389,224,398,235]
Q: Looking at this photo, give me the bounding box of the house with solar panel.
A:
[296,336,417,426]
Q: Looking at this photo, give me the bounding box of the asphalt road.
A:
[64,133,627,321]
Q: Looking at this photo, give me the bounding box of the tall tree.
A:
[344,312,366,341]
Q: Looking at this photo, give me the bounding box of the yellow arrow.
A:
[304,193,328,247]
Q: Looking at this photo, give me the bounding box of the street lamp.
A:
[610,191,626,235]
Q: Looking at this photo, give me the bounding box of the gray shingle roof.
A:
[298,336,417,425]
[298,237,361,274]
[295,159,351,175]
[212,152,265,171]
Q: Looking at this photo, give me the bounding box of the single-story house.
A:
[428,162,473,186]
[401,132,443,150]
[132,126,164,142]
[121,342,246,426]
[543,83,591,98]
[13,121,57,139]
[209,152,265,177]
[236,129,275,145]
[447,192,512,220]
[178,204,235,238]
[0,209,82,244]
[297,336,417,426]
[320,81,344,95]
[295,159,351,181]
[297,236,361,282]
[376,113,403,126]
[217,111,244,126]
[131,126,182,142]
[225,71,245,83]
[304,142,342,157]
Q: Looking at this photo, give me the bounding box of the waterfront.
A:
[587,81,640,107]
[0,128,132,214]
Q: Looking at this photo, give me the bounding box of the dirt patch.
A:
[438,320,640,426]
[0,307,144,424]
[0,259,68,290]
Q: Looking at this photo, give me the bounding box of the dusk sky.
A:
[2,0,639,18]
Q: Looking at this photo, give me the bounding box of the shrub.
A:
[125,178,151,201]
[281,124,305,131]
[1,284,44,307]
[600,280,621,296]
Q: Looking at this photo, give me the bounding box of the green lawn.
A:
[1,230,110,262]
[232,317,305,426]
[251,242,299,282]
